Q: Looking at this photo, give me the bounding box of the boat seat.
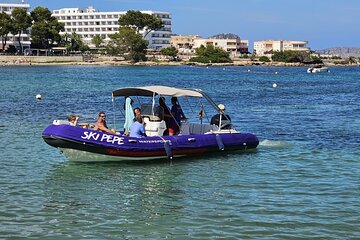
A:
[53,120,70,125]
[143,117,166,136]
[189,123,218,135]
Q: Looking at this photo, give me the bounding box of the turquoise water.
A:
[0,65,359,239]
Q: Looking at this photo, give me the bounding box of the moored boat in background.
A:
[307,66,329,73]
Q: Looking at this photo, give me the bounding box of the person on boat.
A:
[169,97,185,135]
[129,116,147,138]
[133,107,142,120]
[93,111,116,134]
[158,97,172,135]
[210,104,232,129]
[67,114,79,126]
[158,96,169,119]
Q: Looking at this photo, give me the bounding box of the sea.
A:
[0,65,359,239]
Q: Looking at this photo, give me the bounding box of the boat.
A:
[307,66,329,73]
[42,86,259,162]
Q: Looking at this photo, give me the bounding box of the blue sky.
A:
[28,0,360,50]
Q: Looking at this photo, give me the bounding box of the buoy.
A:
[275,71,278,74]
[272,83,277,88]
[164,141,173,159]
[36,94,42,100]
[216,134,225,150]
[247,69,251,72]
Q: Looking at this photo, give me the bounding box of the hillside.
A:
[315,47,360,58]
[208,33,240,40]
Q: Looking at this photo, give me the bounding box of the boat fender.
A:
[164,141,173,159]
[216,134,225,150]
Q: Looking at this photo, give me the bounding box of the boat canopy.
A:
[112,86,203,98]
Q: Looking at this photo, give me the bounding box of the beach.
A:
[1,55,359,67]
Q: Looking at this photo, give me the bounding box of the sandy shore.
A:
[0,55,359,67]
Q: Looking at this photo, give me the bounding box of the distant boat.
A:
[307,66,329,73]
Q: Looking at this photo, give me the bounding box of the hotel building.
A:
[0,0,31,51]
[52,6,172,50]
[171,35,249,56]
[254,40,310,56]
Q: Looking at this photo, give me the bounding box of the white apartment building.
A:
[52,7,172,50]
[254,40,310,56]
[0,0,31,51]
[193,38,249,56]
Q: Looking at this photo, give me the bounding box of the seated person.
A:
[93,111,116,134]
[133,107,142,120]
[129,116,147,138]
[67,114,79,126]
[210,104,232,129]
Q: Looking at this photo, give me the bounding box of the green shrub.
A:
[189,56,210,63]
[259,56,270,62]
[191,44,232,63]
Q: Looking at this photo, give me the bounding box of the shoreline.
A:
[1,56,359,67]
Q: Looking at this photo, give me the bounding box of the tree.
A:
[61,32,89,52]
[271,50,321,63]
[118,10,164,38]
[91,34,103,48]
[106,27,148,62]
[190,44,232,63]
[160,46,178,60]
[11,8,32,53]
[0,12,13,51]
[30,6,64,49]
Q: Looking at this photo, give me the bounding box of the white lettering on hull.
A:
[81,132,124,145]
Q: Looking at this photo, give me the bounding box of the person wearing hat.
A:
[210,104,232,129]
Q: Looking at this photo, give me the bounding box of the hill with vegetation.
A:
[208,33,240,39]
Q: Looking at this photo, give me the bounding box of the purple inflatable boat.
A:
[42,86,259,162]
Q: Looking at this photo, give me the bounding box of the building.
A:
[170,35,201,54]
[52,7,172,50]
[193,38,249,56]
[0,0,31,51]
[254,40,310,56]
[171,35,249,56]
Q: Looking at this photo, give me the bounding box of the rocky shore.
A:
[0,55,359,67]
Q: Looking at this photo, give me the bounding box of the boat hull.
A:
[42,124,259,162]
